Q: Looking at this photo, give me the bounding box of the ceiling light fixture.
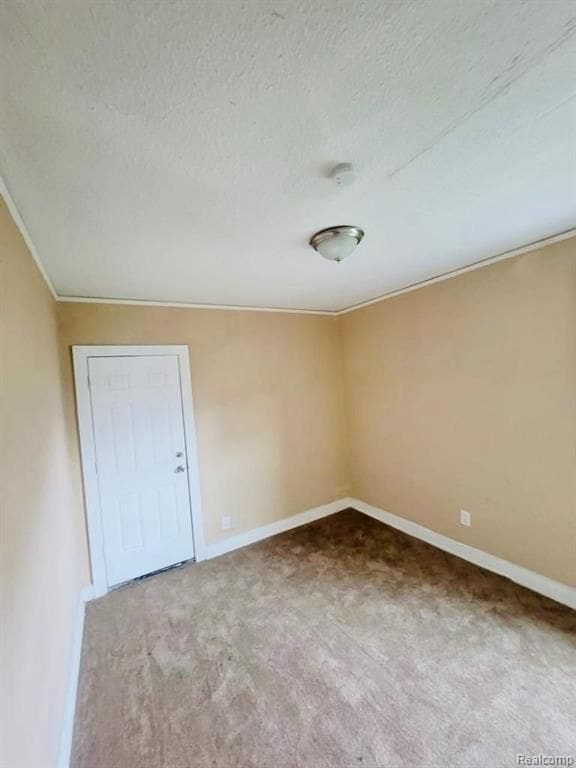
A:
[309,225,365,263]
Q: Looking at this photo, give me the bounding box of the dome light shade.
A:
[310,225,364,263]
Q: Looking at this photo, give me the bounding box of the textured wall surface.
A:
[341,238,576,586]
[1,0,575,309]
[58,303,350,549]
[0,199,88,767]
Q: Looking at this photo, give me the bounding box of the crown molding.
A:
[335,228,576,315]
[56,295,335,315]
[0,176,58,299]
[3,174,573,316]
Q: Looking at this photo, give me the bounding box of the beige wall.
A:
[0,199,88,767]
[57,303,350,548]
[340,239,576,586]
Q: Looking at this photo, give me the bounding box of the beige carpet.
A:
[72,510,576,768]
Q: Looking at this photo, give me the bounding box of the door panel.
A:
[88,355,194,586]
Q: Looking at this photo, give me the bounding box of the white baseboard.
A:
[64,495,572,768]
[80,584,95,603]
[351,498,576,610]
[55,499,572,768]
[58,586,93,768]
[203,497,352,560]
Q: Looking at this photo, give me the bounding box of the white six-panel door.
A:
[88,354,195,586]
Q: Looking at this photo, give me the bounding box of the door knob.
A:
[174,465,185,473]
[176,451,183,458]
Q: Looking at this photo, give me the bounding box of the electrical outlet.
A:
[460,509,471,527]
[221,515,231,531]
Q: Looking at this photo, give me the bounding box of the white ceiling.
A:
[1,0,575,312]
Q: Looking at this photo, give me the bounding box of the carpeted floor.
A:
[72,510,576,768]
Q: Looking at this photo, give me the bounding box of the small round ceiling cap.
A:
[329,163,356,186]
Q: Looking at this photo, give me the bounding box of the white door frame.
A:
[72,345,205,598]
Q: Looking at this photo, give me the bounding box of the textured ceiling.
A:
[1,0,575,311]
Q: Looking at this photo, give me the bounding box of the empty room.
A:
[1,1,575,767]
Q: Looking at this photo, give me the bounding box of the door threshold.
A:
[112,558,196,590]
